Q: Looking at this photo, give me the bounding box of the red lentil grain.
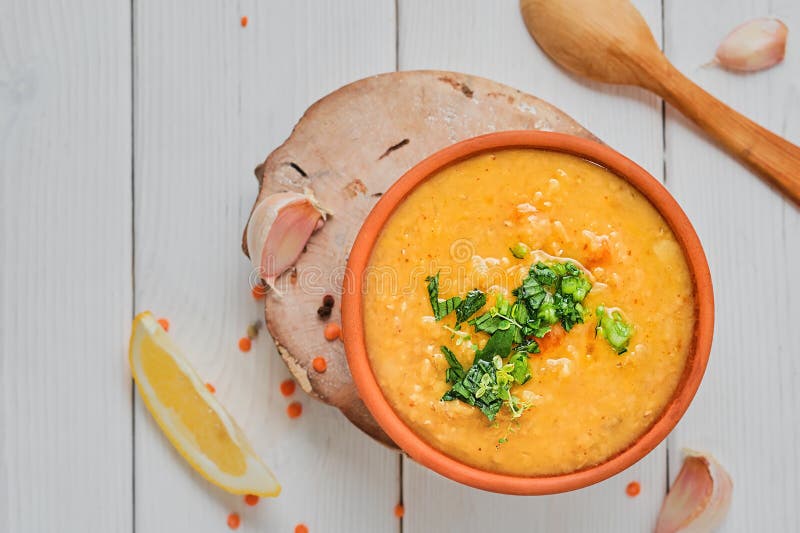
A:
[238,337,252,352]
[287,402,303,419]
[323,322,341,341]
[312,357,327,373]
[280,379,296,397]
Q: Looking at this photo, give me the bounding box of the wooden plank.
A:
[132,1,399,532]
[663,3,800,531]
[398,1,667,531]
[0,1,133,532]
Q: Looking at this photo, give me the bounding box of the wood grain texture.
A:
[0,1,133,532]
[664,1,800,531]
[133,1,399,532]
[398,1,668,531]
[3,1,798,531]
[247,70,595,446]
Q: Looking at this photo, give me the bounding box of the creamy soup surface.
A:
[363,149,695,476]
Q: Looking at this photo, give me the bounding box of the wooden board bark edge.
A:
[242,70,598,446]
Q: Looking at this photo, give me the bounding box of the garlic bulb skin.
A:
[655,450,733,533]
[715,18,788,72]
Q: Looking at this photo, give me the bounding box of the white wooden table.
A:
[2,1,798,531]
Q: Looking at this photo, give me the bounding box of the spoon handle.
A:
[651,63,800,205]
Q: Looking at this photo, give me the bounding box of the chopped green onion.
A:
[596,306,634,355]
[510,242,529,259]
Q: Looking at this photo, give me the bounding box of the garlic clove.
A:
[247,192,306,273]
[655,450,733,533]
[715,18,788,72]
[260,200,322,281]
[246,190,328,288]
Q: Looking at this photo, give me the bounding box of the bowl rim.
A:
[341,131,714,495]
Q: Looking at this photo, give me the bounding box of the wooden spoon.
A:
[520,0,800,204]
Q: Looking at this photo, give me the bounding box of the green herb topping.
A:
[441,354,531,422]
[595,306,634,354]
[432,261,593,424]
[441,346,465,384]
[455,289,487,327]
[506,261,592,337]
[424,273,462,320]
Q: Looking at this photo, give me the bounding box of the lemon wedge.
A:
[129,312,280,497]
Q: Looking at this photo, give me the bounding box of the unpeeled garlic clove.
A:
[715,18,788,72]
[246,189,329,289]
[655,450,733,533]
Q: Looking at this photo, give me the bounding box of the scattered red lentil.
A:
[280,379,296,397]
[240,16,248,27]
[205,383,216,394]
[287,402,303,419]
[227,513,240,529]
[626,481,641,497]
[323,322,341,341]
[251,285,266,300]
[312,357,327,373]
[157,318,170,332]
[238,337,252,352]
[394,503,405,518]
[295,525,308,533]
[244,494,259,506]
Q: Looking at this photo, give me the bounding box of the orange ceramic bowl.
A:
[342,131,713,495]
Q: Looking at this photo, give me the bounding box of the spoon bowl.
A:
[520,0,665,88]
[520,0,800,204]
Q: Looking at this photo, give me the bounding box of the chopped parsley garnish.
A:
[455,289,487,327]
[424,273,462,320]
[596,306,634,354]
[508,261,591,337]
[425,273,487,325]
[442,354,531,422]
[433,261,593,424]
[442,358,505,420]
[507,351,532,384]
[429,260,638,440]
[474,325,516,364]
[441,346,465,384]
[469,293,521,335]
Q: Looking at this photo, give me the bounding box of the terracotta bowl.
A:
[341,131,714,495]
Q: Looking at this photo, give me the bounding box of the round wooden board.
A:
[243,70,597,447]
